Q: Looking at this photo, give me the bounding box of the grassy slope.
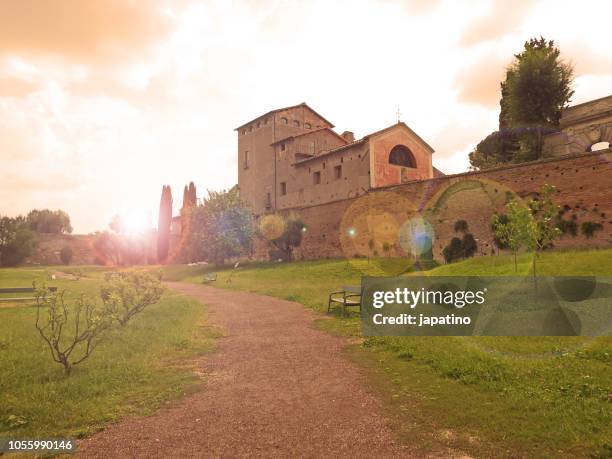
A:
[162,249,612,458]
[0,267,217,439]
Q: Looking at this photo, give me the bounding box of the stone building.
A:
[543,94,612,156]
[236,103,443,216]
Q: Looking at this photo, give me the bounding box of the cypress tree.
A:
[157,185,173,262]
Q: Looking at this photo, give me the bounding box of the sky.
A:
[1,0,611,234]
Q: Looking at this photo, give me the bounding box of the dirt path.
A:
[78,282,411,458]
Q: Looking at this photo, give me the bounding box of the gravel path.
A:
[77,282,411,458]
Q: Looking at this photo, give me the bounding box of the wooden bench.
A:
[327,285,362,316]
[202,273,217,283]
[0,286,57,303]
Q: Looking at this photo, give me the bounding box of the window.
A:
[266,192,271,208]
[241,130,246,135]
[248,126,252,132]
[293,120,300,127]
[305,122,311,129]
[313,171,321,185]
[334,165,342,179]
[280,117,288,124]
[281,143,286,151]
[389,145,416,168]
[256,121,261,128]
[264,118,268,124]
[280,182,287,196]
[243,151,250,169]
[322,162,326,169]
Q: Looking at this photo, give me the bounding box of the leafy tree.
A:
[179,187,253,266]
[27,209,73,234]
[492,202,532,271]
[469,37,574,169]
[157,185,173,262]
[60,246,73,265]
[497,185,561,282]
[35,271,163,375]
[503,37,574,130]
[261,214,306,261]
[0,216,36,267]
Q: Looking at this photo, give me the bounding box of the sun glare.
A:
[116,210,153,235]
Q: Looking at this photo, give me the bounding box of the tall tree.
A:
[157,185,173,262]
[188,182,197,207]
[469,37,574,169]
[502,37,574,161]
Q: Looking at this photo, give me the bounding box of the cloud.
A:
[454,52,508,107]
[460,0,536,46]
[0,0,176,64]
[0,75,37,97]
[563,43,612,77]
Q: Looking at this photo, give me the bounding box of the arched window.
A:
[590,141,610,152]
[280,117,288,124]
[389,145,416,168]
[293,120,300,127]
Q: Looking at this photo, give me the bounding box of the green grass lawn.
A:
[162,249,612,458]
[0,266,217,439]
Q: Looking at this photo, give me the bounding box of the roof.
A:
[234,102,335,131]
[270,127,349,146]
[294,121,435,165]
[364,122,435,153]
[433,166,445,177]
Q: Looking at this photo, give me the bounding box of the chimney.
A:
[341,131,355,142]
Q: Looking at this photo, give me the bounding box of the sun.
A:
[113,209,153,235]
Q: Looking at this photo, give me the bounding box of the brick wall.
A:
[25,233,96,265]
[255,151,612,261]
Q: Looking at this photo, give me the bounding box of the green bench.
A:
[0,286,57,303]
[328,285,362,316]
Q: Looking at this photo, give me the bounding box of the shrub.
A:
[0,216,35,267]
[581,221,603,239]
[100,271,165,326]
[442,234,478,263]
[35,286,113,376]
[59,246,73,264]
[557,219,578,237]
[454,220,469,232]
[462,233,478,258]
[443,237,463,263]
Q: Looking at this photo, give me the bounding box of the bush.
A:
[442,234,478,263]
[557,219,578,237]
[454,220,469,232]
[35,271,164,375]
[581,221,603,239]
[0,216,35,266]
[60,246,73,264]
